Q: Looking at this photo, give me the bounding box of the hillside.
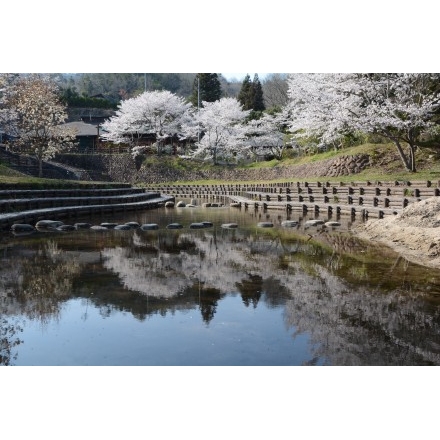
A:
[2,142,440,187]
[100,142,440,185]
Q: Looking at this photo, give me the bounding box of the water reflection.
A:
[1,206,440,365]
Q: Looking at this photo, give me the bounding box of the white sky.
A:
[222,73,269,82]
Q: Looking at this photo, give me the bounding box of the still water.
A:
[1,203,440,366]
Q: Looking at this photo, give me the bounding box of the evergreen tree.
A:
[238,73,265,113]
[238,74,253,110]
[190,73,222,107]
[252,74,265,111]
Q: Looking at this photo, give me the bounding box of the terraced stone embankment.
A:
[0,187,174,231]
[146,179,440,220]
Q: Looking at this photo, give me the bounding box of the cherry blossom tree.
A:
[182,97,250,164]
[287,73,440,172]
[101,90,192,155]
[2,74,76,177]
[246,108,291,160]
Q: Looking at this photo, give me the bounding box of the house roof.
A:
[61,121,99,137]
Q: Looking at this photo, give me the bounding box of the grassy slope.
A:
[164,142,440,185]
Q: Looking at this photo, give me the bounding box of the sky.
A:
[222,73,269,82]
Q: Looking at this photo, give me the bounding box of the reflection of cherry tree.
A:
[0,241,81,323]
[282,262,440,365]
[101,229,440,365]
[0,316,23,366]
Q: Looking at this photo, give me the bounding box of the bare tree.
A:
[3,74,76,177]
[262,73,289,109]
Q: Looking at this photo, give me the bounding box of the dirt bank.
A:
[354,197,440,269]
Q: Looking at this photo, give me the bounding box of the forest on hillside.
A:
[57,73,289,109]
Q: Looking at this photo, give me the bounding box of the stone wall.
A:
[54,153,371,184]
[102,153,371,184]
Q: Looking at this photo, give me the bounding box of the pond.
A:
[1,203,440,366]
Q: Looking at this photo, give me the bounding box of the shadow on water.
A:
[1,204,440,365]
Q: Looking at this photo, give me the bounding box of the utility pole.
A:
[197,76,200,143]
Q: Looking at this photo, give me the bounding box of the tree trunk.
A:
[409,143,417,172]
[38,157,43,178]
[394,139,416,172]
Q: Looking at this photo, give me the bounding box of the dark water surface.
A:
[2,204,440,366]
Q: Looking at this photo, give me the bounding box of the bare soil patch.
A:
[354,197,440,269]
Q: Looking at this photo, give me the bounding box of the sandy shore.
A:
[353,197,440,269]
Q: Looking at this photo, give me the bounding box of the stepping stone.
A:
[11,224,35,233]
[101,222,118,229]
[35,220,64,229]
[176,201,186,207]
[74,223,92,229]
[125,222,140,229]
[189,223,205,229]
[166,223,183,229]
[91,225,109,231]
[325,221,341,227]
[57,225,76,231]
[305,219,325,226]
[281,220,298,227]
[257,222,274,228]
[201,221,213,227]
[221,223,238,229]
[140,223,159,230]
[114,224,132,230]
[165,201,175,208]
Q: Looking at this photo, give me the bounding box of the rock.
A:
[11,224,35,233]
[90,225,109,231]
[257,222,274,228]
[221,223,238,229]
[165,201,175,208]
[202,203,212,208]
[201,221,213,227]
[140,223,159,230]
[166,223,183,229]
[281,220,299,227]
[190,198,197,206]
[35,220,64,229]
[186,204,197,208]
[230,202,241,208]
[176,201,186,207]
